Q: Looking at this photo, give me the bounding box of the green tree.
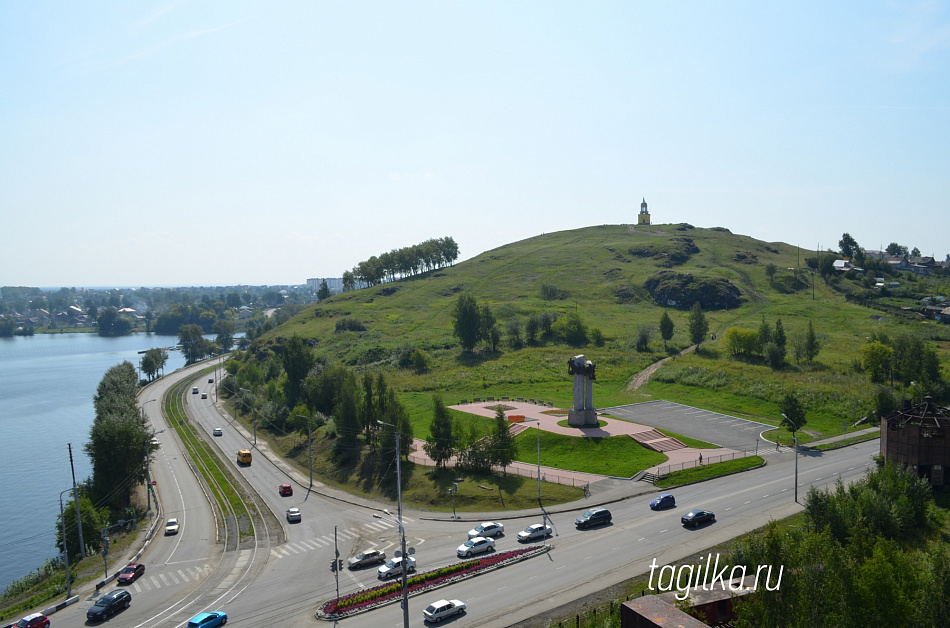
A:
[792,320,821,365]
[139,347,168,381]
[213,319,236,352]
[861,341,893,384]
[886,242,908,256]
[524,314,540,345]
[635,325,652,352]
[839,232,859,258]
[480,304,498,350]
[688,302,709,347]
[773,318,786,350]
[317,280,331,301]
[423,395,455,469]
[178,324,205,364]
[280,334,314,409]
[451,294,481,353]
[659,311,674,350]
[764,262,777,284]
[505,318,523,349]
[555,311,589,347]
[779,393,807,434]
[490,408,518,475]
[56,494,108,560]
[84,362,151,511]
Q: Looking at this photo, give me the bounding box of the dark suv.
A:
[575,507,612,528]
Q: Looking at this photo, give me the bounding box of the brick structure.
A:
[880,396,950,486]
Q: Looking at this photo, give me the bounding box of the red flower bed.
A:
[320,546,544,618]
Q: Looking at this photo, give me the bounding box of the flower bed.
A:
[318,545,547,620]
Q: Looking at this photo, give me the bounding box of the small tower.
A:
[638,197,651,225]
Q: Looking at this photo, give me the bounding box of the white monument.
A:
[567,354,598,426]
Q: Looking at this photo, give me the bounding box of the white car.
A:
[457,536,494,558]
[213,427,223,436]
[467,521,504,538]
[517,523,553,542]
[423,598,466,623]
[164,518,180,535]
[286,507,301,523]
[377,556,416,579]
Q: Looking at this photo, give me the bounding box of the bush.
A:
[335,317,367,332]
[410,349,431,374]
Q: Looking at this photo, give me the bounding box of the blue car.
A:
[650,494,675,510]
[187,611,228,627]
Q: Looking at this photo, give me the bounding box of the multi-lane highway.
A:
[46,362,880,627]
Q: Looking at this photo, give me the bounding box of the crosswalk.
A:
[130,563,214,592]
[270,516,410,560]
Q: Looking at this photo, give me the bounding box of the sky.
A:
[1,1,948,288]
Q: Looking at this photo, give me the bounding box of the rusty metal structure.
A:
[881,396,950,486]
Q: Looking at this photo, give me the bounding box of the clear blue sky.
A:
[2,2,948,287]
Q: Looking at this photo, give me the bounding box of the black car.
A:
[681,509,715,527]
[87,589,131,621]
[575,507,612,528]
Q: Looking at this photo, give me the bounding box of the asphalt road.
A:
[42,370,881,628]
[604,400,775,452]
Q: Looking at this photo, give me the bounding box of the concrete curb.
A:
[653,459,768,490]
[315,545,550,621]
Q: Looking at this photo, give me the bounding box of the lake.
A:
[0,332,201,591]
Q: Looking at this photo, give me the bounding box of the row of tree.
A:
[56,362,153,560]
[720,317,822,368]
[424,397,518,474]
[341,237,459,290]
[731,460,948,627]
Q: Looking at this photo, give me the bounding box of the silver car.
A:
[457,536,494,558]
[286,507,301,523]
[423,598,466,623]
[517,523,552,542]
[377,556,416,579]
[467,521,504,538]
[348,549,386,569]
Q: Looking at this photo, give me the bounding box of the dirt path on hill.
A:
[626,344,695,391]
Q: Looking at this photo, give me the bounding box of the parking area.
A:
[602,400,773,453]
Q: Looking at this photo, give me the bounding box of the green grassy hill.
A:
[258,223,949,442]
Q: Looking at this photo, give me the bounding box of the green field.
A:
[240,223,948,485]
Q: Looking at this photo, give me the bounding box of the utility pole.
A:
[378,420,410,628]
[296,414,314,492]
[68,444,86,559]
[59,489,72,598]
[333,526,340,604]
[240,388,257,447]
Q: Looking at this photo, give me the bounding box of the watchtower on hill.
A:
[638,198,651,225]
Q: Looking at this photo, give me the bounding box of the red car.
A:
[279,484,293,496]
[15,613,50,628]
[118,563,146,584]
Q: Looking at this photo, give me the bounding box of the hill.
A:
[254,223,949,441]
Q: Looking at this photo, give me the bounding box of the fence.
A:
[650,449,752,479]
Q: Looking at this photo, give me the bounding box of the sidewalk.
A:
[804,426,880,448]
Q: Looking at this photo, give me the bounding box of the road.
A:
[45,365,880,627]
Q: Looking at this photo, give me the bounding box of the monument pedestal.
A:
[568,408,599,427]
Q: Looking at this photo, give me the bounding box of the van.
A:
[237,449,252,466]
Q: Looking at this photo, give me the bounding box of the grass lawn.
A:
[654,456,765,488]
[512,430,666,477]
[655,427,720,449]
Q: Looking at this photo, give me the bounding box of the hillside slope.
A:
[256,223,926,426]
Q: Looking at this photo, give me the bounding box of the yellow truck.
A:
[237,449,252,466]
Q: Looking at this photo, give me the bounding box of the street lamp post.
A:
[378,420,409,628]
[782,412,799,503]
[143,399,157,512]
[59,489,72,598]
[240,388,257,447]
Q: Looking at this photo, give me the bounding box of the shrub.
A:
[335,317,367,332]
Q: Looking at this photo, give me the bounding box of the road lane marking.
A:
[659,529,668,534]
